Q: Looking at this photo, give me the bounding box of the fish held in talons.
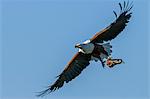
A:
[106,57,124,68]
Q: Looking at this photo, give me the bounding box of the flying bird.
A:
[37,1,133,97]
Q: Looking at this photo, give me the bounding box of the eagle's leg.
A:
[91,54,105,68]
[98,56,105,68]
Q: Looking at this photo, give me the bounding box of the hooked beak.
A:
[122,60,125,64]
[75,44,82,48]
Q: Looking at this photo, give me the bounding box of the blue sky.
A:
[0,0,150,99]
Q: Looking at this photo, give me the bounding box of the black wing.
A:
[90,1,133,43]
[37,52,91,97]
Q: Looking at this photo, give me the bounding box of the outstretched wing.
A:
[90,1,133,43]
[37,52,91,97]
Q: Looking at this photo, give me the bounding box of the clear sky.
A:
[1,0,150,99]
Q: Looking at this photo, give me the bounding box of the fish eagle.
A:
[37,1,133,96]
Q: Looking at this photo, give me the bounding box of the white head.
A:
[75,40,94,54]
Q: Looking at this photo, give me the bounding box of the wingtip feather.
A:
[36,88,52,97]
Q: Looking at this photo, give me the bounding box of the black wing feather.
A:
[90,1,133,43]
[37,52,91,97]
[113,11,118,18]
